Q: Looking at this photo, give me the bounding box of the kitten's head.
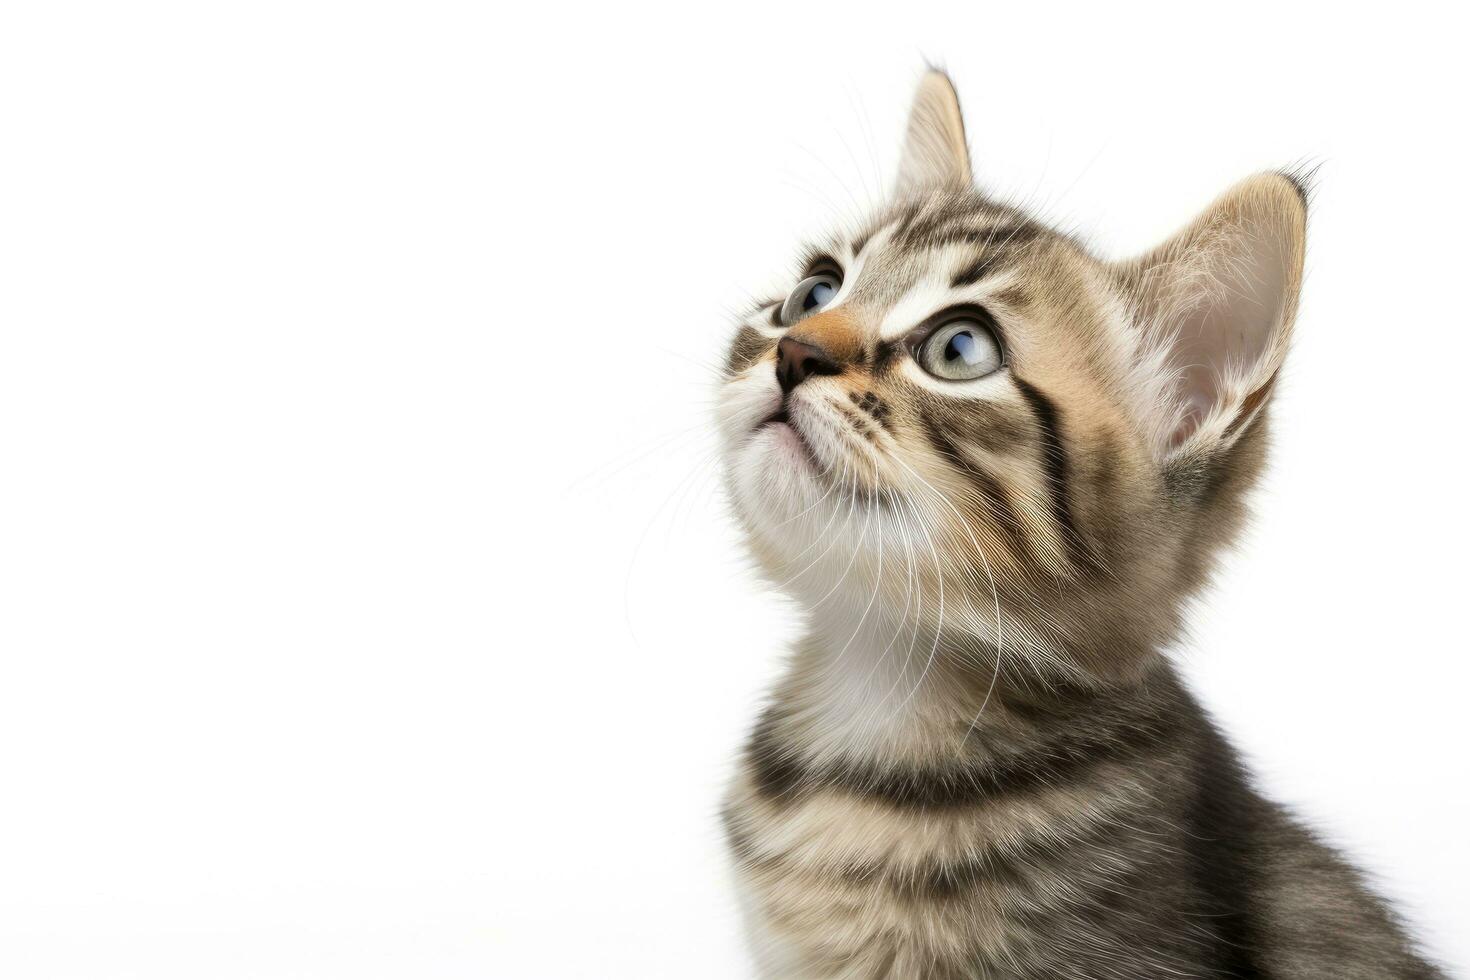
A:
[717,71,1306,683]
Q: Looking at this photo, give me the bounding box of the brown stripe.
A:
[744,695,1181,810]
[1012,376,1081,566]
[918,412,1037,568]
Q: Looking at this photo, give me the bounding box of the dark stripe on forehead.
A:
[1013,377,1080,565]
[945,227,1035,283]
[898,212,1042,250]
[892,198,996,245]
[951,254,1003,289]
[876,214,1043,290]
[938,224,1042,251]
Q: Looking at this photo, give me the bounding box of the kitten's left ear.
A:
[1115,173,1308,461]
[894,70,972,196]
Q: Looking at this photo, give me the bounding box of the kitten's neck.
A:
[769,607,1163,771]
[772,617,1012,770]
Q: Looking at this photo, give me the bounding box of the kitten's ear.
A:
[894,70,971,196]
[1115,173,1308,461]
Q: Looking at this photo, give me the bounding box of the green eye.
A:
[916,317,1004,380]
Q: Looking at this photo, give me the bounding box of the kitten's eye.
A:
[915,317,1004,380]
[780,272,842,325]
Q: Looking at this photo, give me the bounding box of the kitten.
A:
[717,70,1444,979]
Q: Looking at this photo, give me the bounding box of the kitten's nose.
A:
[776,337,842,395]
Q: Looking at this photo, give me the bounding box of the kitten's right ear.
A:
[894,70,972,197]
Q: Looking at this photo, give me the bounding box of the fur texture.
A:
[716,70,1443,979]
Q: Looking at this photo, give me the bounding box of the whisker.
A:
[828,483,885,670]
[868,490,928,740]
[888,466,946,712]
[804,478,874,612]
[766,458,856,589]
[854,487,917,697]
[888,454,1004,725]
[567,423,709,493]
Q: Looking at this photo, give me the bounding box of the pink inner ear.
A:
[1168,390,1213,450]
[1161,226,1289,450]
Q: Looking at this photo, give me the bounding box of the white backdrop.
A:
[1,2,1466,977]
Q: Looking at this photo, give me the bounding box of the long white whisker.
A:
[767,458,856,589]
[888,454,1005,727]
[806,479,874,611]
[889,468,945,711]
[829,484,884,668]
[870,488,932,730]
[856,490,917,699]
[764,455,844,530]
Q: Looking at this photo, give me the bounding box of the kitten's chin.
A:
[726,427,836,538]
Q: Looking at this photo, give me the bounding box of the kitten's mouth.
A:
[757,406,820,469]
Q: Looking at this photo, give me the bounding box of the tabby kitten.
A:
[717,71,1444,979]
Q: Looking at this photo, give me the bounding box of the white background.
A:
[1,2,1466,977]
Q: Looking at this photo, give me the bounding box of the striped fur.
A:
[715,71,1443,978]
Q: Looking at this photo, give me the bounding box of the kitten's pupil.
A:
[946,330,980,364]
[804,280,835,311]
